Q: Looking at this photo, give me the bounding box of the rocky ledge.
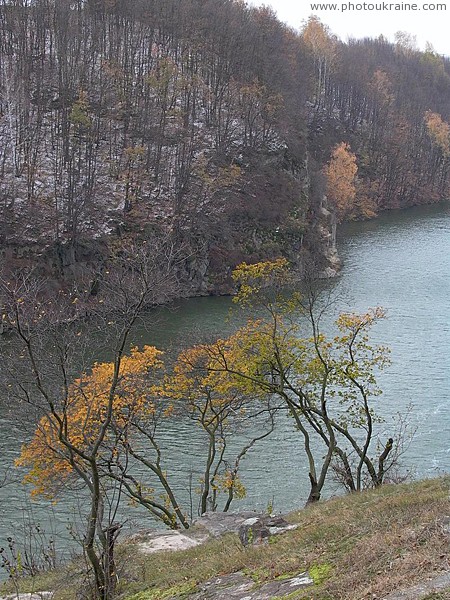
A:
[188,571,314,599]
[132,511,299,555]
[129,512,311,599]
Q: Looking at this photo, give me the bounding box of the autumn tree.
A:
[189,260,398,504]
[0,241,181,599]
[424,111,450,157]
[15,344,194,532]
[301,16,337,111]
[325,142,358,220]
[164,345,275,516]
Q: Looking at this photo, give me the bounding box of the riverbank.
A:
[2,477,449,600]
[1,202,450,576]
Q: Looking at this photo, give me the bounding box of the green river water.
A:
[0,202,449,570]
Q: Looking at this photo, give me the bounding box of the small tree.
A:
[103,343,276,524]
[325,142,358,221]
[16,345,165,595]
[190,260,397,504]
[165,346,275,515]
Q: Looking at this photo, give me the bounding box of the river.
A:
[0,203,449,573]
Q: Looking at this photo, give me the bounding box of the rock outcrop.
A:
[188,571,314,599]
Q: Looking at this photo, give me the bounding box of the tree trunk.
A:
[306,473,321,504]
[103,523,121,599]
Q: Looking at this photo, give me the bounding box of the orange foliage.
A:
[369,70,394,107]
[17,346,163,498]
[325,142,358,220]
[425,110,450,157]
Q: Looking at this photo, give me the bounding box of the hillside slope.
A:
[3,477,450,599]
[1,1,450,291]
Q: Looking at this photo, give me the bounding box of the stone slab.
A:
[382,571,450,599]
[137,530,202,554]
[187,570,313,599]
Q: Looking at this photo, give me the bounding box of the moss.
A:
[125,581,197,599]
[309,563,332,585]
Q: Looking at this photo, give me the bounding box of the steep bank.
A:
[1,1,450,295]
[2,477,449,599]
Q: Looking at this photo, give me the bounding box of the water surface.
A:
[0,203,449,572]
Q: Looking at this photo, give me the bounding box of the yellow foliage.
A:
[425,110,450,156]
[215,470,246,499]
[231,258,290,306]
[302,16,337,64]
[17,346,164,498]
[369,70,394,107]
[325,142,358,220]
[335,307,386,333]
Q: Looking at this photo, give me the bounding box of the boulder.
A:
[132,530,202,554]
[192,511,259,538]
[238,515,298,547]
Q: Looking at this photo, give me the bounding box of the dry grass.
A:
[296,479,450,599]
[2,477,449,600]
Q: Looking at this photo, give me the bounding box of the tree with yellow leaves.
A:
[17,345,160,489]
[424,111,450,157]
[16,343,196,531]
[194,260,398,504]
[165,345,275,515]
[302,16,337,110]
[325,142,358,221]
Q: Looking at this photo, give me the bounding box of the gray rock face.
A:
[238,515,298,547]
[188,570,314,599]
[136,530,204,554]
[382,571,450,599]
[239,517,270,546]
[133,512,299,556]
[192,511,260,538]
[133,512,260,555]
[132,512,303,598]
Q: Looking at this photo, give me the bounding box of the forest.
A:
[0,0,449,293]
